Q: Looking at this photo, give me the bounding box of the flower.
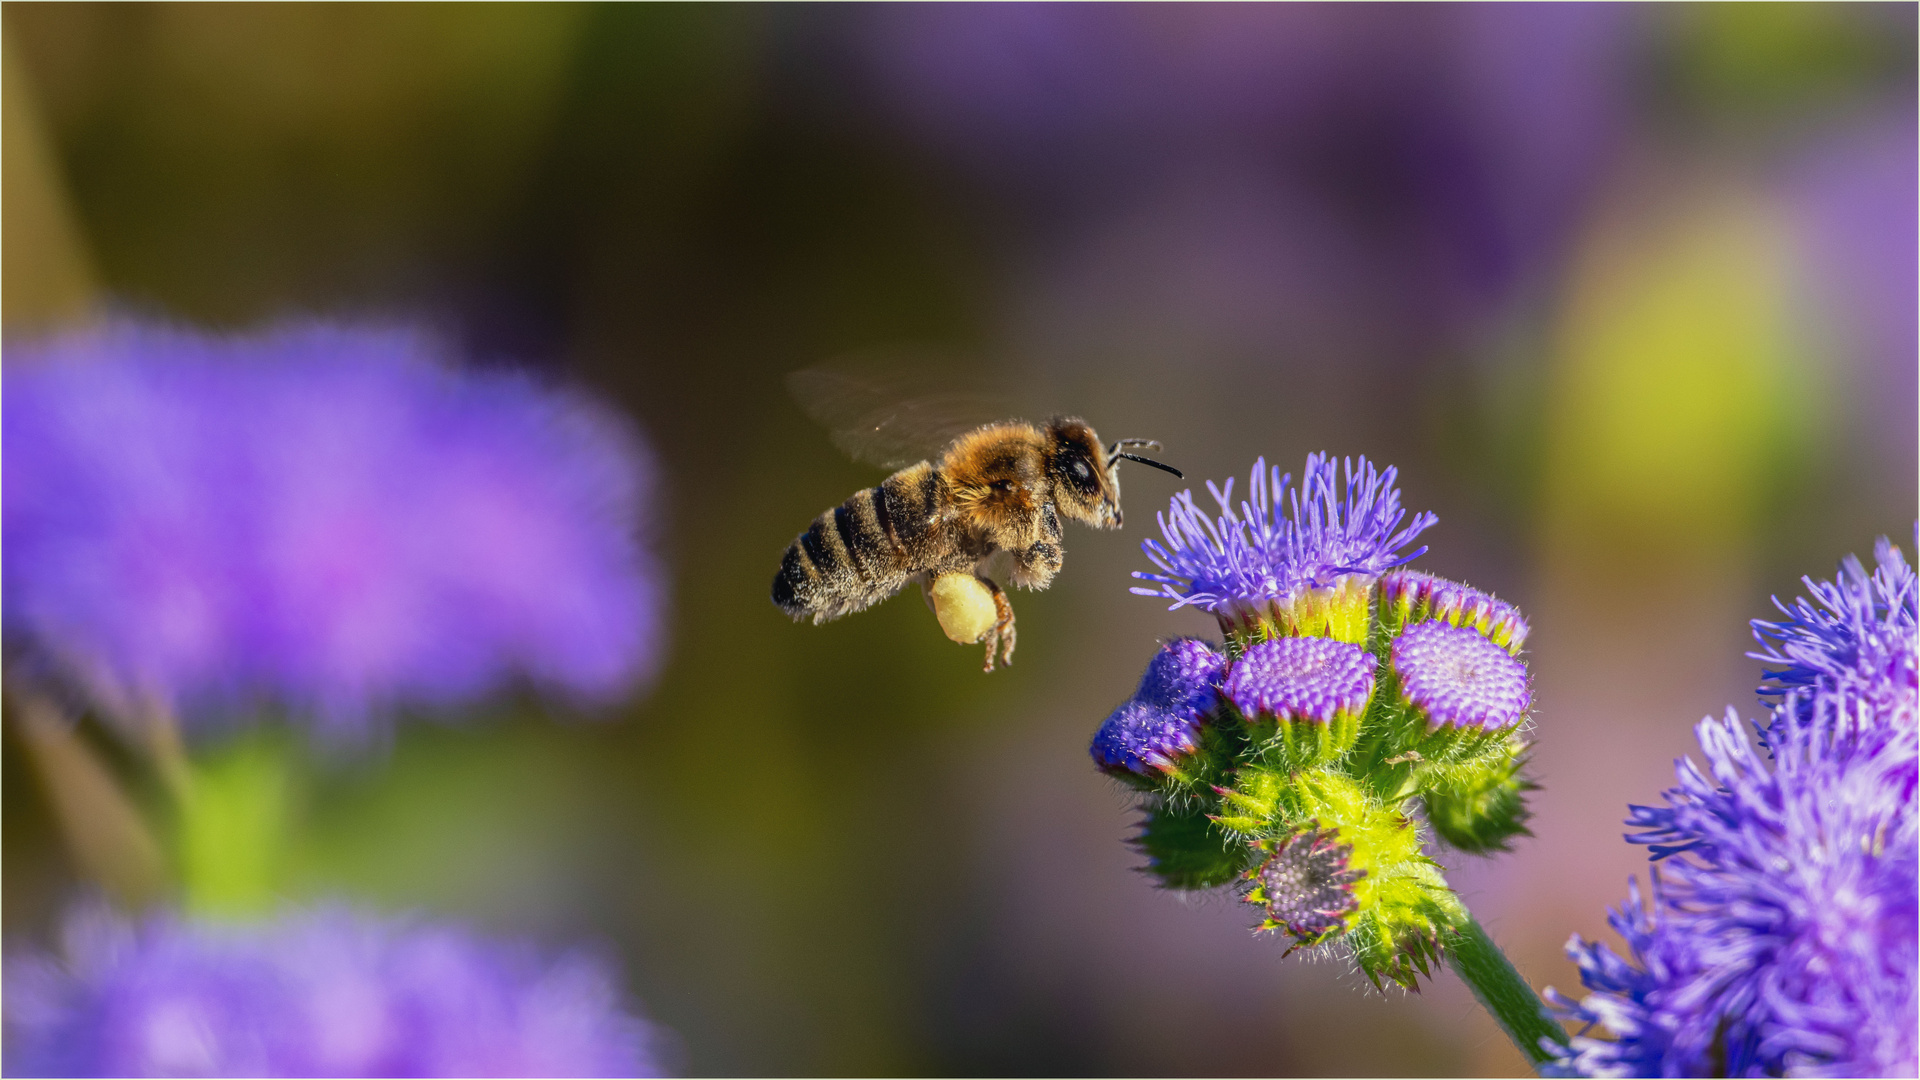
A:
[1389,621,1531,732]
[1132,454,1435,640]
[2,903,669,1078]
[1750,537,1917,732]
[1224,636,1375,726]
[2,318,664,740]
[1091,638,1227,779]
[1242,826,1366,941]
[1090,699,1204,779]
[1552,706,1917,1077]
[1135,637,1228,715]
[1376,569,1530,654]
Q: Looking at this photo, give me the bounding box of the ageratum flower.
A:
[1376,569,1530,654]
[1390,621,1531,733]
[1751,537,1917,733]
[1551,704,1917,1077]
[1223,636,1374,766]
[3,319,663,740]
[2,903,669,1078]
[1091,638,1225,778]
[1133,454,1435,642]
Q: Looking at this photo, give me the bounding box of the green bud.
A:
[1223,767,1467,988]
[1134,798,1254,890]
[1420,738,1536,854]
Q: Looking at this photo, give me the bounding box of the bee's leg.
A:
[977,575,1016,672]
[916,573,935,613]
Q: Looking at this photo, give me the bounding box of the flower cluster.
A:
[3,318,664,742]
[1550,540,1919,1077]
[3,903,668,1078]
[1093,454,1533,989]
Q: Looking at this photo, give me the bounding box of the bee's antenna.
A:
[1115,453,1183,479]
[1108,438,1164,456]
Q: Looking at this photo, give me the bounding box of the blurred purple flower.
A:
[1750,537,1917,732]
[1551,705,1917,1077]
[1550,540,1919,1076]
[1133,453,1435,616]
[3,903,668,1078]
[3,318,663,739]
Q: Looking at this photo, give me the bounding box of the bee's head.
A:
[1045,418,1184,531]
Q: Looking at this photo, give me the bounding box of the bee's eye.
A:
[1070,460,1091,482]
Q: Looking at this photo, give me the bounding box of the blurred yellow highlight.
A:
[1543,184,1816,566]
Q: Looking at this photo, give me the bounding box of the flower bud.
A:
[1376,569,1529,654]
[1090,639,1227,784]
[1419,736,1534,854]
[1384,621,1530,762]
[1225,767,1464,988]
[1224,636,1375,768]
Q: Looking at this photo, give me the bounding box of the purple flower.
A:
[3,318,663,740]
[1090,699,1204,779]
[1377,569,1530,654]
[1132,454,1435,637]
[1135,637,1227,714]
[1224,637,1374,727]
[1750,537,1917,732]
[3,903,668,1078]
[1090,638,1228,778]
[1551,696,1918,1076]
[1390,621,1530,732]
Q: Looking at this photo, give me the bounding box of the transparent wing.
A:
[786,354,1018,470]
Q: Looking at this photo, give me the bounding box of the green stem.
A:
[1445,915,1568,1071]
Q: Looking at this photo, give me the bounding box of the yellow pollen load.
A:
[930,573,997,644]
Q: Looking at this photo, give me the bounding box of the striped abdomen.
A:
[772,462,947,623]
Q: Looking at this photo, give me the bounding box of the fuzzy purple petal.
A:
[1131,453,1434,615]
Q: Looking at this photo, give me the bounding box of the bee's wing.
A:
[786,361,1015,470]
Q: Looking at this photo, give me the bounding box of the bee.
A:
[771,393,1181,671]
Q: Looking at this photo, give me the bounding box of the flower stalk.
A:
[1445,917,1568,1067]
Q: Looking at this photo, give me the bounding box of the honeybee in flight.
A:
[772,366,1181,671]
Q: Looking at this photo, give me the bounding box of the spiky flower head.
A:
[1551,696,1918,1078]
[1133,454,1436,643]
[2,318,663,742]
[1243,825,1366,942]
[1750,537,1917,735]
[1391,621,1530,733]
[1377,569,1530,654]
[2,902,667,1078]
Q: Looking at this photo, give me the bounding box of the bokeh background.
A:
[3,4,1913,1075]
